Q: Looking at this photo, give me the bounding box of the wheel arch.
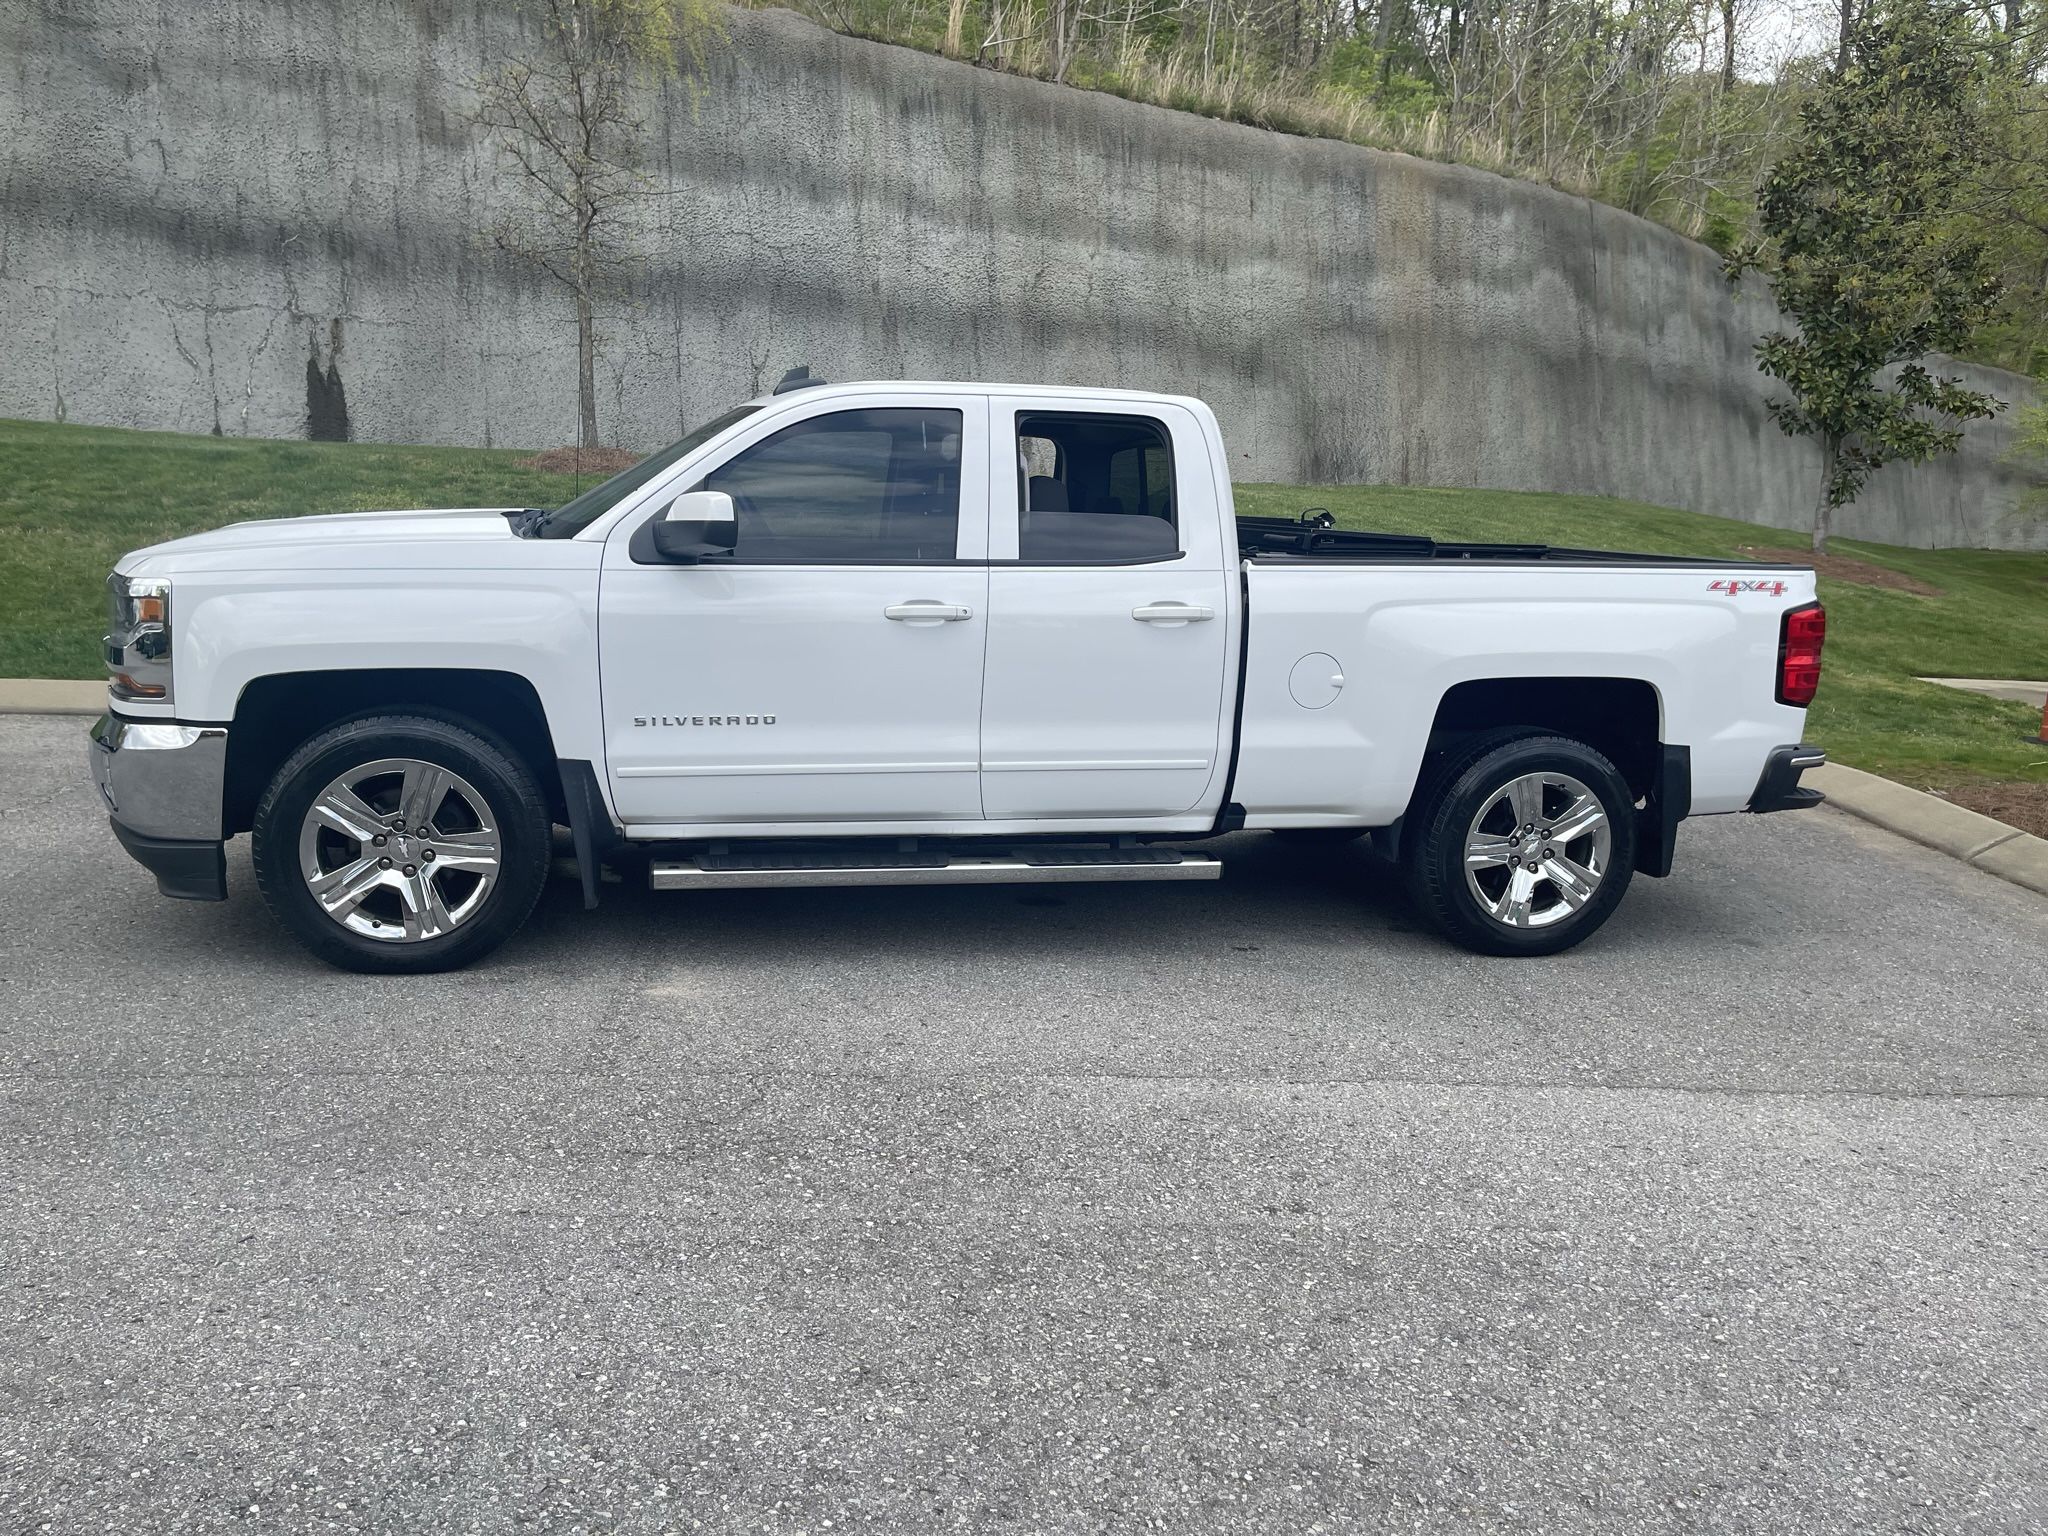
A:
[223,668,563,835]
[1421,676,1664,800]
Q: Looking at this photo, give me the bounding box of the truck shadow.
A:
[187,825,1775,978]
[507,824,1789,978]
[524,833,1434,969]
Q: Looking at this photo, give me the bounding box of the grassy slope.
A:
[4,419,2043,790]
[0,421,592,678]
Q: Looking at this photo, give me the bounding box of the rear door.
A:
[978,399,1235,819]
[598,393,991,828]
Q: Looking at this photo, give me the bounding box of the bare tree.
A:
[1046,0,1080,78]
[472,0,719,450]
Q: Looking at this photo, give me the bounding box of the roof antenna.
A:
[773,366,828,395]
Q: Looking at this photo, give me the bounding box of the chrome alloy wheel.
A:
[1462,770,1612,930]
[296,757,502,943]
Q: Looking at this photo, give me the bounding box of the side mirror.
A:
[651,490,738,562]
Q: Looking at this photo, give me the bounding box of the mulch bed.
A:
[1737,545,1944,597]
[515,446,644,475]
[1932,779,2048,840]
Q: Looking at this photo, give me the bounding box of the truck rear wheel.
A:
[251,714,552,973]
[1404,731,1635,957]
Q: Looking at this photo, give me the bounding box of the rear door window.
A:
[1015,413,1179,563]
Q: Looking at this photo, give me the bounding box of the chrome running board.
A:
[649,850,1222,891]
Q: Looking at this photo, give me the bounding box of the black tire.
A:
[1269,827,1371,847]
[1403,731,1636,957]
[252,713,552,974]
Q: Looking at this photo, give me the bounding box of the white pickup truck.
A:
[90,376,1828,972]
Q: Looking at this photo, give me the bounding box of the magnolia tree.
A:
[472,0,720,451]
[1727,0,2005,553]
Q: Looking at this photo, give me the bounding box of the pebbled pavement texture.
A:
[2,711,2044,1533]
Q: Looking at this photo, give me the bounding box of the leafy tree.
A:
[1726,0,2005,552]
[1967,5,2048,378]
[472,0,720,451]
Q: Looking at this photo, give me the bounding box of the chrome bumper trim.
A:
[88,713,229,841]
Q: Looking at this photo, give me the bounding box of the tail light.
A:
[1777,603,1825,707]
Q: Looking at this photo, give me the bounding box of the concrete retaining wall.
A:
[2,1,2041,548]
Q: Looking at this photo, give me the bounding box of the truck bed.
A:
[1235,514,1802,567]
[1230,548,1820,828]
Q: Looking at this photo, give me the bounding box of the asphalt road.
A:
[3,710,2045,1534]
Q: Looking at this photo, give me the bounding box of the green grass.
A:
[4,419,2044,791]
[0,420,595,679]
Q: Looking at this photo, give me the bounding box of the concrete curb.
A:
[1807,763,2048,899]
[0,679,105,715]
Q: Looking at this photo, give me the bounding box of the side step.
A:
[649,846,1222,891]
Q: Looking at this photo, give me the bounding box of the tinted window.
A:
[539,404,760,538]
[703,408,962,562]
[1108,440,1174,522]
[1016,413,1178,562]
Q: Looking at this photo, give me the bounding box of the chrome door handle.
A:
[1132,602,1214,626]
[884,600,974,624]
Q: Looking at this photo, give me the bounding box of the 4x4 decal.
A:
[1708,578,1789,596]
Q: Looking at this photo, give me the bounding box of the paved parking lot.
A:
[4,710,2045,1533]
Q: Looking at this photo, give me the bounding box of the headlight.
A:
[105,573,173,703]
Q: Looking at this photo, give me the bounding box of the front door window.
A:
[701,408,964,563]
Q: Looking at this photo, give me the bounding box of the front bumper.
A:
[1747,743,1827,814]
[89,712,230,900]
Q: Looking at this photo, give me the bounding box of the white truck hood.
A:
[118,507,524,575]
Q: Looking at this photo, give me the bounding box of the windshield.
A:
[534,405,761,538]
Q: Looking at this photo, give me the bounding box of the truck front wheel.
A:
[1404,732,1636,957]
[251,714,553,973]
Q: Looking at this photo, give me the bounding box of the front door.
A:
[600,395,990,829]
[978,400,1235,820]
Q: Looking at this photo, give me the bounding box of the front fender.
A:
[168,561,605,768]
